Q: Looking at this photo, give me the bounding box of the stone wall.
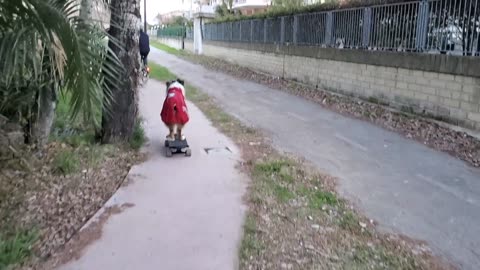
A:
[159,38,480,130]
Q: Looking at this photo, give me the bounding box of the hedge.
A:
[209,0,417,23]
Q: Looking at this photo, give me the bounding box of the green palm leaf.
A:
[0,0,123,128]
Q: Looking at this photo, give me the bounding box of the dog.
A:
[160,78,189,141]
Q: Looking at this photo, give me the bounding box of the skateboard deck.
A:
[165,138,191,157]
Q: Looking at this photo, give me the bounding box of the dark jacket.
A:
[139,31,150,55]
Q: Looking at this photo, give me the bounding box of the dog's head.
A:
[166,78,186,97]
[166,78,184,88]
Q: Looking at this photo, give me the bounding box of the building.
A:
[232,0,271,15]
[193,0,217,18]
[304,0,328,5]
[157,10,186,25]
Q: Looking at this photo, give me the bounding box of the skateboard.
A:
[164,137,191,157]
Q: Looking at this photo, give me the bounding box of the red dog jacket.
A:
[161,86,189,125]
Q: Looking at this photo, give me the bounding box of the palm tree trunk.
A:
[80,0,93,21]
[101,0,141,143]
[31,85,57,147]
[476,33,480,56]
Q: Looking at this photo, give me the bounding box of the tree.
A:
[215,3,234,17]
[155,13,163,25]
[367,0,480,54]
[272,0,305,10]
[0,0,121,147]
[171,16,188,26]
[431,0,480,55]
[101,0,142,143]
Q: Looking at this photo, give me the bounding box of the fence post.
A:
[230,22,234,41]
[264,19,268,43]
[415,0,429,51]
[280,17,285,44]
[221,23,225,41]
[293,15,298,45]
[362,8,372,48]
[239,21,242,41]
[250,20,254,42]
[325,12,333,46]
[182,26,185,50]
[193,17,203,54]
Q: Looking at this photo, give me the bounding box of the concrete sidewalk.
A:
[151,48,480,270]
[56,80,247,270]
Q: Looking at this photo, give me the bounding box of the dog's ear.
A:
[176,78,185,86]
[166,81,172,88]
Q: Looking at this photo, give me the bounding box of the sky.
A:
[140,0,189,24]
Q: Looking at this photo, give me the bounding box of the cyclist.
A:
[139,29,150,68]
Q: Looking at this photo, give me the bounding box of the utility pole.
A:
[144,0,147,32]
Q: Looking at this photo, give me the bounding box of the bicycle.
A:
[140,55,150,85]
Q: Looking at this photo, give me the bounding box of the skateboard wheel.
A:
[185,148,192,157]
[166,148,173,157]
[164,140,169,147]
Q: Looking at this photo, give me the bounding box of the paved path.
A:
[152,48,480,269]
[57,80,247,270]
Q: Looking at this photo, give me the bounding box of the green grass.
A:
[273,184,295,202]
[339,211,360,232]
[51,92,99,148]
[308,190,338,208]
[366,96,389,106]
[254,160,290,175]
[240,214,264,261]
[151,40,185,56]
[63,133,95,147]
[367,96,380,104]
[148,62,176,82]
[53,149,79,174]
[254,160,338,205]
[0,230,38,269]
[129,118,146,150]
[344,244,418,270]
[84,144,116,168]
[400,105,415,114]
[253,161,296,202]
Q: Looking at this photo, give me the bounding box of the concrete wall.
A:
[155,37,195,53]
[185,40,194,53]
[159,38,480,130]
[155,37,184,50]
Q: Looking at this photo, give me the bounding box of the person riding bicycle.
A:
[139,29,150,67]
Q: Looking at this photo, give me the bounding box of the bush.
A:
[53,149,79,174]
[0,230,37,269]
[210,0,414,23]
[129,118,146,150]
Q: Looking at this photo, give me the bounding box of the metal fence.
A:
[157,26,186,38]
[186,27,194,39]
[201,0,480,56]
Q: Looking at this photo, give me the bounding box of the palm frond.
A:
[0,0,123,128]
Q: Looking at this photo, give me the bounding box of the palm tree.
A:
[0,0,122,147]
[101,0,142,143]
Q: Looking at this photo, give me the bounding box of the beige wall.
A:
[156,37,185,50]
